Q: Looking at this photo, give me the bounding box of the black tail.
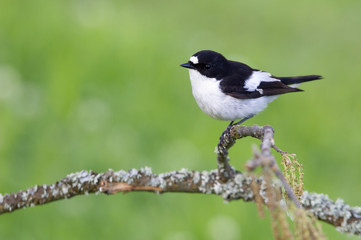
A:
[277,75,322,85]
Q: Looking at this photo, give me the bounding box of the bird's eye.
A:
[205,64,211,69]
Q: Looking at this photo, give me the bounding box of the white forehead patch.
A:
[189,56,199,64]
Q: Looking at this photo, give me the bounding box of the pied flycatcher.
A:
[180,50,321,126]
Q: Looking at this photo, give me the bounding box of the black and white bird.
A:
[180,50,321,126]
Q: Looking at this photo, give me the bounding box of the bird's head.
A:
[180,50,230,80]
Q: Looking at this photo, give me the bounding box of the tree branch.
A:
[216,124,264,181]
[0,168,256,215]
[0,168,360,236]
[1,125,360,237]
[217,124,301,207]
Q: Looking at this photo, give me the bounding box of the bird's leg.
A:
[233,115,255,126]
[223,121,234,137]
[220,115,255,143]
[219,121,234,144]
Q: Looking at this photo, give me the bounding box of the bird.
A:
[180,50,321,127]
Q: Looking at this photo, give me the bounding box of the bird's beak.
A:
[180,62,195,69]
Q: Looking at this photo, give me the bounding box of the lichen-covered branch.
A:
[0,168,360,236]
[216,124,264,181]
[1,125,360,238]
[218,125,301,207]
[301,192,361,236]
[0,168,257,215]
[259,126,301,208]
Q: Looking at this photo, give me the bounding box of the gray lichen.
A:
[193,171,200,184]
[220,174,254,201]
[1,167,361,238]
[301,191,361,236]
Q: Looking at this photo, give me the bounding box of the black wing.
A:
[220,73,302,100]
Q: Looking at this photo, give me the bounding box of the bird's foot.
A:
[219,121,234,145]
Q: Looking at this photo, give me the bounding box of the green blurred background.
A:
[0,0,360,239]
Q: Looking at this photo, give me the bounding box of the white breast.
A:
[188,69,278,121]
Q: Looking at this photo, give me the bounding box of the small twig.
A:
[217,125,264,182]
[218,124,301,208]
[250,173,265,218]
[216,127,236,182]
[272,144,287,155]
[261,126,301,208]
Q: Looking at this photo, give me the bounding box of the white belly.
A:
[188,69,278,121]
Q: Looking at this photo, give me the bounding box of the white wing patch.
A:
[244,71,279,92]
[189,56,199,64]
